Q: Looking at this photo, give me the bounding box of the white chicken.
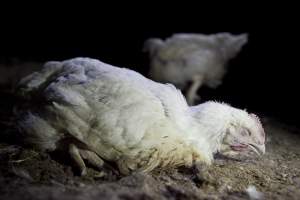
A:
[144,33,248,105]
[16,58,265,175]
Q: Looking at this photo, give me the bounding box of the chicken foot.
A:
[69,143,104,175]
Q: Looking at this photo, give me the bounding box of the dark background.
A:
[0,5,299,126]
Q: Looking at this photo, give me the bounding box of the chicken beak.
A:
[248,143,265,156]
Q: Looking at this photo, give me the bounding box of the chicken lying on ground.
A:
[144,33,248,105]
[16,58,265,175]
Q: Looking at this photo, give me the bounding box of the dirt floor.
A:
[1,111,300,200]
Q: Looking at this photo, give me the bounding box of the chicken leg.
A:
[186,75,203,105]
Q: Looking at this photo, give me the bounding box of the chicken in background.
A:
[144,33,248,105]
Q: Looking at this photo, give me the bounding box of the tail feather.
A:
[17,112,61,151]
[16,61,63,98]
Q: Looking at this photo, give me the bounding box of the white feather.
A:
[246,185,263,200]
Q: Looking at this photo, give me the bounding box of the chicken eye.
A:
[242,129,251,136]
